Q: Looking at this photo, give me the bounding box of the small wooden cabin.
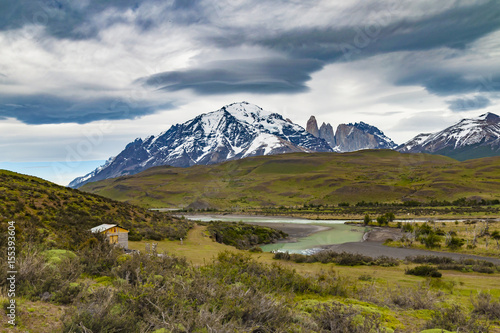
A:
[90,224,129,249]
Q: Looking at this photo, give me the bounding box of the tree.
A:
[385,212,395,222]
[363,214,371,226]
[402,223,414,233]
[376,216,387,226]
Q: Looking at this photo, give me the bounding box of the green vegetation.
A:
[205,221,287,249]
[2,169,500,332]
[80,151,500,217]
[387,220,500,258]
[274,250,399,267]
[2,219,500,332]
[405,265,442,278]
[0,170,193,249]
[406,255,500,274]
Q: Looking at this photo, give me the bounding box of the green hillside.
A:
[80,150,500,210]
[0,170,192,249]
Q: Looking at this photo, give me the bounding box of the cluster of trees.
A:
[363,212,395,226]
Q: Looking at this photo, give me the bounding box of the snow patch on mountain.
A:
[397,112,500,159]
[69,102,331,188]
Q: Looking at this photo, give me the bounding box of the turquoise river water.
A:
[182,215,367,254]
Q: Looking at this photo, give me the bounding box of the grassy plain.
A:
[128,224,500,332]
[80,150,500,215]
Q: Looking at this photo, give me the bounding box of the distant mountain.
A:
[306,117,397,152]
[397,112,500,160]
[69,102,331,188]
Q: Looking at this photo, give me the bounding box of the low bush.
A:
[472,292,500,320]
[425,304,490,332]
[405,265,442,278]
[273,250,400,267]
[406,255,454,265]
[360,282,444,310]
[248,245,263,253]
[311,301,390,333]
[406,256,499,274]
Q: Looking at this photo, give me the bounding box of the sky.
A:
[1,0,500,185]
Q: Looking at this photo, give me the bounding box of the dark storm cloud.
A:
[0,0,183,40]
[447,96,492,112]
[212,1,500,63]
[2,0,500,124]
[184,1,500,97]
[396,72,500,96]
[0,94,173,124]
[139,58,324,94]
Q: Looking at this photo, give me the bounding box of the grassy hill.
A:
[80,150,500,210]
[0,170,192,249]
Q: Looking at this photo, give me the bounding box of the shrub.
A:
[421,233,442,248]
[425,304,490,332]
[402,223,414,232]
[406,255,453,265]
[248,246,263,253]
[471,292,500,320]
[405,265,442,278]
[273,250,400,267]
[311,301,389,332]
[363,214,371,226]
[447,236,465,249]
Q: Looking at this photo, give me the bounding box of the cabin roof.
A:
[90,224,127,233]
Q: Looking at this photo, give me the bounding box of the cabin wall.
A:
[103,228,129,249]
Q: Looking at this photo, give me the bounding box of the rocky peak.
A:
[319,122,335,148]
[306,116,319,137]
[334,122,397,152]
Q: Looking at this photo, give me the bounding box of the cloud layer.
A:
[1,0,499,125]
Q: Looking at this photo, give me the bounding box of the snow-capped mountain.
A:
[69,102,332,188]
[397,112,500,160]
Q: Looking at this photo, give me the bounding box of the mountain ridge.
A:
[79,150,500,209]
[397,112,500,160]
[69,102,331,188]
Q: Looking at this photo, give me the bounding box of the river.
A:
[181,214,367,254]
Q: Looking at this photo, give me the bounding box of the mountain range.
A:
[69,102,500,188]
[397,112,500,160]
[69,102,331,188]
